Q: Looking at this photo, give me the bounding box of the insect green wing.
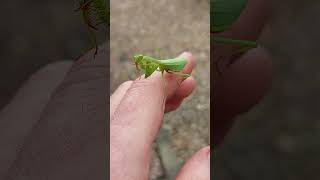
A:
[133,55,190,79]
[211,0,248,32]
[159,57,188,72]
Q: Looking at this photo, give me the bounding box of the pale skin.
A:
[0,44,270,180]
[111,52,210,179]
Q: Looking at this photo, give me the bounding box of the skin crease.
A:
[0,0,271,179]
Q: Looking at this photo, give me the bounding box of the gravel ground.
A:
[110,0,210,179]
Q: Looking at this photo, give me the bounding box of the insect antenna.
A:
[155,48,162,58]
[135,61,142,80]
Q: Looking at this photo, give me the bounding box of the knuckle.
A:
[130,79,159,91]
[119,80,133,88]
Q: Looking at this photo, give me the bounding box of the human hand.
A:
[1,46,109,179]
[212,0,272,146]
[110,52,210,179]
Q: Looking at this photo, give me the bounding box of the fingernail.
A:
[181,51,192,58]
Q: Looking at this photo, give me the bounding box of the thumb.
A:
[176,146,210,180]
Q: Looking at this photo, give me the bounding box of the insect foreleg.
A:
[165,70,190,86]
[134,63,142,80]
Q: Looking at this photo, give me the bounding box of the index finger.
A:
[110,52,196,178]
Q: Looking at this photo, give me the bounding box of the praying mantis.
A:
[133,54,191,80]
[76,0,109,57]
[132,54,191,104]
[211,0,257,67]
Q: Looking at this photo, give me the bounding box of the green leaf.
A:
[211,0,248,32]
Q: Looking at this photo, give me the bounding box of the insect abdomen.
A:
[160,58,187,71]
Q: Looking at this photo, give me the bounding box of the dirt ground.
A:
[110,0,210,179]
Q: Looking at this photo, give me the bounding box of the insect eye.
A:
[134,55,143,62]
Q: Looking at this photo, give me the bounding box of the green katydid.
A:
[76,0,109,57]
[211,0,257,59]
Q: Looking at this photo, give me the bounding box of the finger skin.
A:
[213,48,272,145]
[212,0,272,146]
[110,81,133,115]
[4,44,109,180]
[110,52,196,180]
[165,77,196,112]
[175,146,210,180]
[0,61,73,178]
[111,52,196,142]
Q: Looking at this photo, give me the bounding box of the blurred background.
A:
[110,0,210,179]
[214,1,320,179]
[3,0,320,179]
[0,0,106,109]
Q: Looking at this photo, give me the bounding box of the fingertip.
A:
[213,47,272,146]
[178,51,197,73]
[164,98,183,112]
[176,146,210,180]
[164,77,196,112]
[175,77,197,99]
[215,47,272,116]
[179,51,193,59]
[163,52,197,100]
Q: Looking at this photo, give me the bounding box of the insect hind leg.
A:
[161,71,167,108]
[166,70,190,86]
[166,70,190,79]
